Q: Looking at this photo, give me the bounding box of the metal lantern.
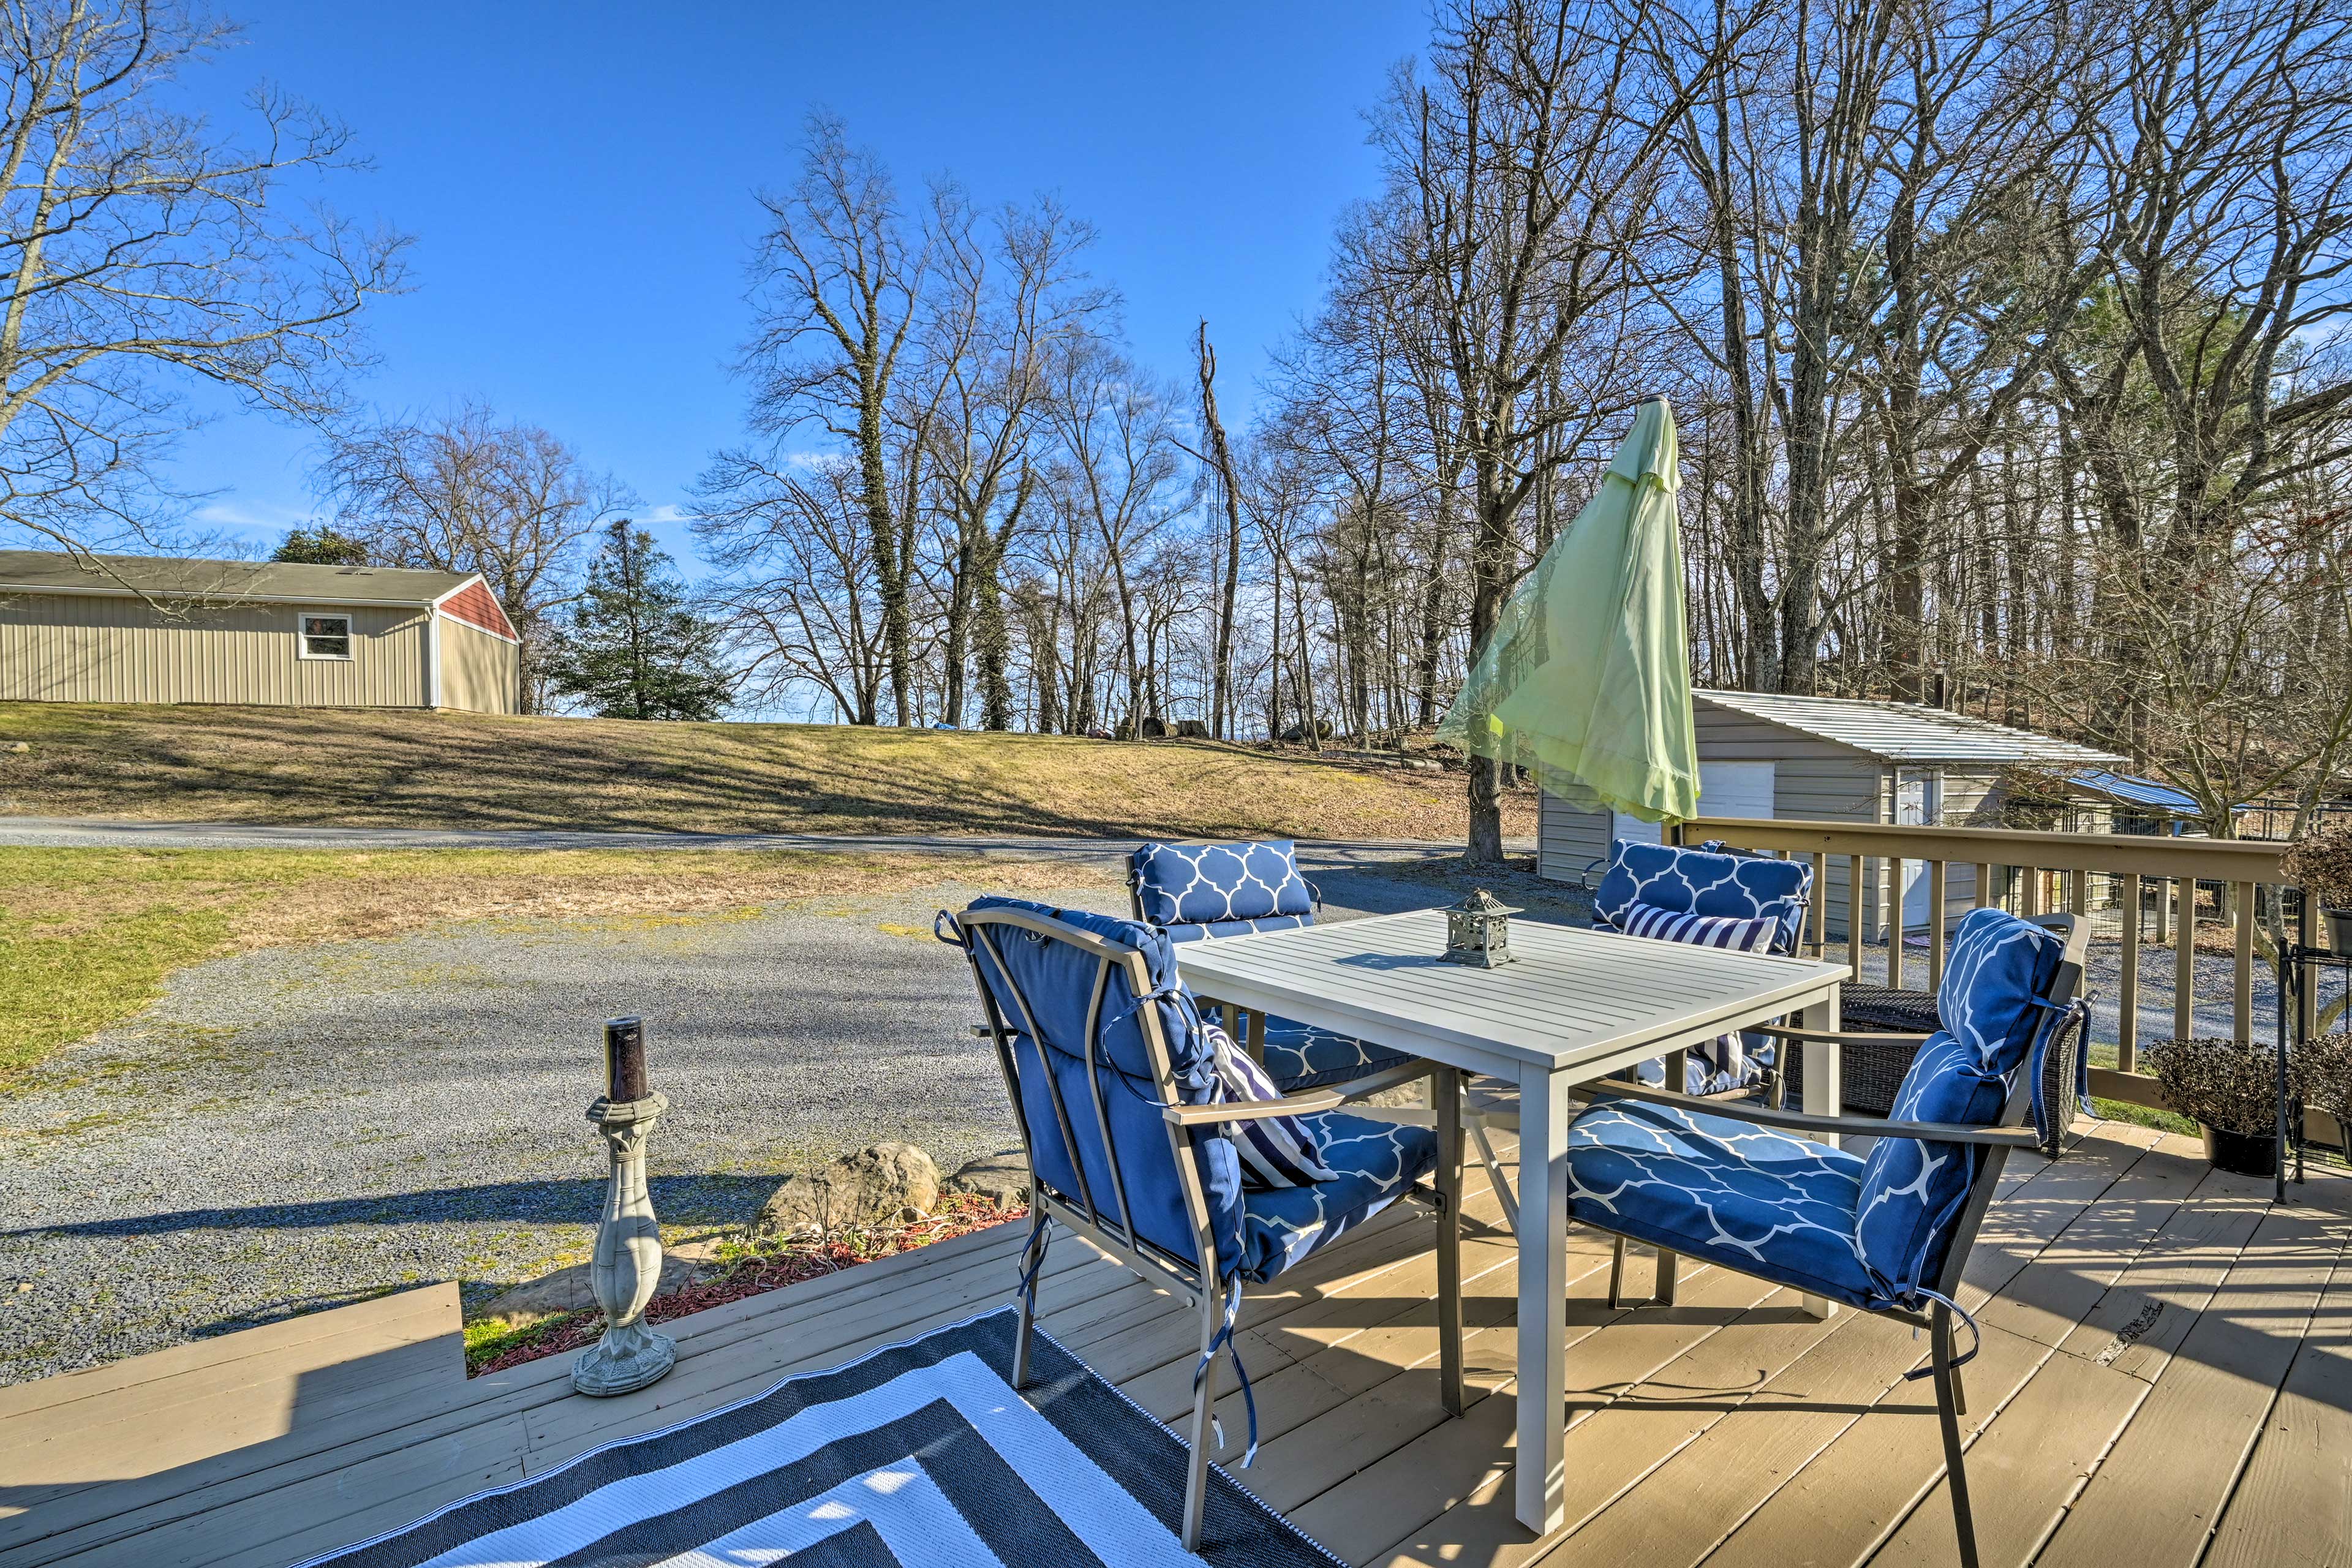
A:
[1442,888,1520,968]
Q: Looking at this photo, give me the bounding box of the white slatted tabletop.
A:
[1176,906,1850,1543]
[1173,908,1848,1080]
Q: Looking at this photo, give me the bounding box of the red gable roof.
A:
[438,578,517,641]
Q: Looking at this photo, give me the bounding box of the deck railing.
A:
[1672,815,2320,1118]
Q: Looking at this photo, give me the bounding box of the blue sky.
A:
[167,1,1430,566]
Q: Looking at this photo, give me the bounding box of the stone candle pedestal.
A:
[571,1091,677,1397]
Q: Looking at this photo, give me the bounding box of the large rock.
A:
[480,1253,699,1327]
[757,1142,940,1237]
[943,1148,1031,1210]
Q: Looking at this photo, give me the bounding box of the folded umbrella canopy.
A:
[1438,396,1698,825]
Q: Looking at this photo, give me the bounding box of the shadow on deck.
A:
[2,1118,2346,1568]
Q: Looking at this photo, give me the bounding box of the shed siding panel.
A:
[436,615,520,715]
[1537,791,1613,883]
[0,592,427,707]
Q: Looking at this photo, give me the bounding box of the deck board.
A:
[5,1119,2350,1568]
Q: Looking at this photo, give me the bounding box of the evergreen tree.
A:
[272,526,370,565]
[545,521,733,720]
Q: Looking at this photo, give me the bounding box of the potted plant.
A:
[2282,823,2352,951]
[2146,1036,2302,1177]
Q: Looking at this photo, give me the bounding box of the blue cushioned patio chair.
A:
[1128,839,1418,1093]
[941,895,1464,1552]
[1563,908,2090,1568]
[1589,836,1816,1098]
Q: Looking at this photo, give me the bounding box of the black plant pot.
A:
[2201,1123,2279,1178]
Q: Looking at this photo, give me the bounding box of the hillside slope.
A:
[0,704,1536,842]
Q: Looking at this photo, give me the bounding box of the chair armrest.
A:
[1751,1024,1934,1047]
[1164,1089,1351,1125]
[1161,1059,1433,1126]
[1589,1080,2041,1148]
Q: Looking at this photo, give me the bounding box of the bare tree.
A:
[695,453,889,723]
[318,402,629,711]
[921,189,1106,728]
[1378,0,1711,858]
[731,112,930,726]
[0,0,405,565]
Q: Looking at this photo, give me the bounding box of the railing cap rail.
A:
[1686,815,2288,879]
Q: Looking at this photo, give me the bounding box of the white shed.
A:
[1537,689,2127,937]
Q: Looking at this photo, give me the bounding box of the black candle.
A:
[605,1017,649,1103]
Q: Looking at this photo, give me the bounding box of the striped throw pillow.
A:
[1619,902,1779,951]
[1204,1022,1336,1189]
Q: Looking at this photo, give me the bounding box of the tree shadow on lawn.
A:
[7,1172,783,1238]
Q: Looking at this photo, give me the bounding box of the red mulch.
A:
[470,1195,1027,1378]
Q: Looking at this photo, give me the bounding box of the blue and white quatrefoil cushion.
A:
[1591,840,1810,954]
[1131,841,1315,929]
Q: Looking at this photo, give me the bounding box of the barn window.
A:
[299,612,353,660]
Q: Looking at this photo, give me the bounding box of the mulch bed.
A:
[469,1194,1027,1378]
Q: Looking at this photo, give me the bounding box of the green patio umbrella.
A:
[1438,396,1698,825]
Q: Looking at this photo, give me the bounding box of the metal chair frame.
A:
[1567,913,2091,1568]
[948,902,1463,1552]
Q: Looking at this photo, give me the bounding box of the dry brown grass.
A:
[0,703,1536,842]
[0,846,1120,1082]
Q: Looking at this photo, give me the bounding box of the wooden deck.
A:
[4,1118,2348,1567]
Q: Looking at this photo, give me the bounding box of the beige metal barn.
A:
[0,550,521,714]
[1538,688,2128,936]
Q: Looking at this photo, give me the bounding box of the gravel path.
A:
[0,854,1583,1387]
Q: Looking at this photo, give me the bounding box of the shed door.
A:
[1896,768,1943,927]
[1610,761,1776,845]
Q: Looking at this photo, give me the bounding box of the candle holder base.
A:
[572,1090,676,1399]
[571,1319,677,1396]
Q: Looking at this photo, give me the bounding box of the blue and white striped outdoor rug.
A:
[298,1304,1344,1567]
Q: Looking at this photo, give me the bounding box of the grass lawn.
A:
[0,703,1533,842]
[0,845,1118,1084]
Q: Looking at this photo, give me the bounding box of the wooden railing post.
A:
[1973,863,1992,910]
[1928,859,1948,993]
[2176,876,2196,1044]
[1810,852,1828,957]
[2234,881,2255,1042]
[2119,872,2141,1074]
[1889,857,1905,989]
[1847,854,1864,970]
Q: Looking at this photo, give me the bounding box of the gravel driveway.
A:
[0,854,1583,1387]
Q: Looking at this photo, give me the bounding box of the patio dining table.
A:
[1174,907,1850,1539]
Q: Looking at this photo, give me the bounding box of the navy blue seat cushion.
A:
[960,896,1246,1279]
[1239,1111,1438,1283]
[1261,1019,1415,1091]
[1131,841,1315,930]
[1853,908,2066,1302]
[1566,1096,1879,1310]
[1592,840,1812,954]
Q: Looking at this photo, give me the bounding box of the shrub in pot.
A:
[2281,824,2352,951]
[2145,1036,2306,1177]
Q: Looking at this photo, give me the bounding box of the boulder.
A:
[756,1141,940,1237]
[1174,718,1211,739]
[480,1253,699,1327]
[943,1148,1031,1210]
[1138,716,1168,739]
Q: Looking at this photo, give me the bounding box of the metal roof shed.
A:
[1539,689,2128,938]
[0,550,522,714]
